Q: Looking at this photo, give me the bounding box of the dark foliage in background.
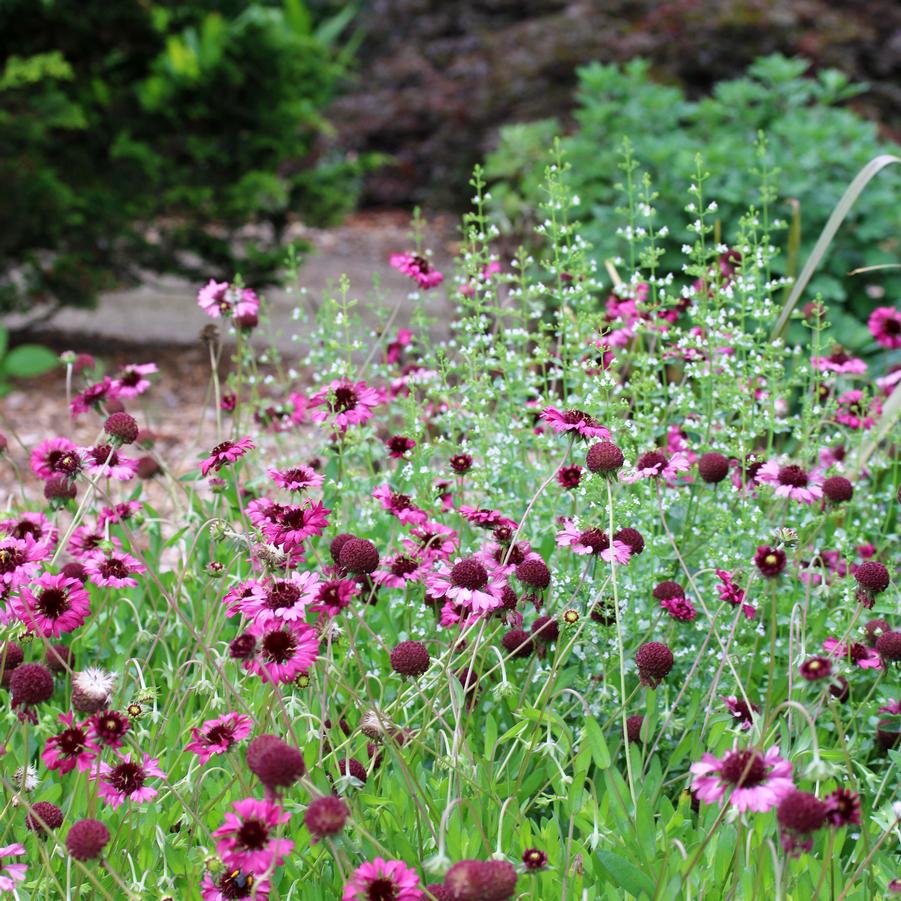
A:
[0,0,369,316]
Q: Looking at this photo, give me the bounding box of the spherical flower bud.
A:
[10,662,54,707]
[855,561,890,595]
[876,632,901,662]
[614,527,644,556]
[480,859,517,900]
[426,884,454,901]
[502,629,533,659]
[330,532,357,566]
[103,412,139,446]
[530,616,558,643]
[247,734,305,791]
[586,441,624,473]
[229,633,256,660]
[44,475,76,502]
[697,452,729,483]
[822,475,853,503]
[304,795,349,841]
[45,644,74,674]
[626,714,644,744]
[516,556,550,589]
[66,818,110,861]
[136,455,160,479]
[0,641,24,687]
[653,580,684,601]
[777,789,827,850]
[390,640,431,677]
[26,801,63,836]
[337,757,367,783]
[635,642,673,688]
[864,618,891,647]
[339,538,380,575]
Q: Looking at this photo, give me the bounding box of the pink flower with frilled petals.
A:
[0,534,46,587]
[835,390,880,430]
[261,501,331,551]
[309,379,380,431]
[81,444,139,481]
[868,306,901,349]
[540,407,610,440]
[10,572,90,637]
[311,577,359,618]
[691,745,794,812]
[95,753,166,809]
[0,844,26,894]
[69,526,120,559]
[222,580,267,618]
[402,522,458,562]
[70,377,121,415]
[83,550,146,588]
[624,449,691,482]
[30,437,83,481]
[556,521,631,564]
[113,362,158,397]
[213,797,293,873]
[823,637,881,669]
[715,569,756,619]
[373,484,428,526]
[755,461,823,504]
[186,713,253,765]
[232,571,320,628]
[660,596,697,621]
[268,465,324,492]
[390,252,444,290]
[244,620,319,684]
[42,712,97,774]
[458,506,518,531]
[342,857,423,901]
[811,349,867,375]
[200,437,255,477]
[197,279,232,317]
[0,511,58,551]
[201,872,270,901]
[426,556,506,615]
[374,553,428,588]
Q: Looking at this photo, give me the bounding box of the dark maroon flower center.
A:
[778,465,809,488]
[236,817,269,850]
[883,317,900,336]
[266,582,301,610]
[262,629,297,663]
[211,441,235,457]
[451,559,488,590]
[100,558,129,580]
[0,548,24,573]
[849,642,870,662]
[120,370,140,387]
[57,727,87,756]
[332,386,358,412]
[91,445,119,467]
[94,713,128,742]
[281,468,310,486]
[637,450,667,472]
[205,724,235,747]
[411,254,430,273]
[389,493,413,511]
[12,521,40,540]
[37,588,70,618]
[46,450,80,475]
[108,761,146,794]
[578,528,610,555]
[720,750,767,787]
[218,870,255,899]
[366,877,400,901]
[494,542,526,566]
[828,349,851,365]
[390,556,419,577]
[317,582,348,609]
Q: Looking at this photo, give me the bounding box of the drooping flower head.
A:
[823,637,881,669]
[691,745,794,812]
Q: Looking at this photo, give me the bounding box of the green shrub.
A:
[0,1,373,315]
[485,55,899,348]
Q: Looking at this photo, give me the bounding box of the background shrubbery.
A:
[0,0,370,315]
[485,55,899,350]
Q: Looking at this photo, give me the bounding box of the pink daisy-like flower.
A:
[246,499,285,532]
[868,306,901,349]
[197,279,232,318]
[426,556,506,615]
[0,844,26,894]
[403,522,458,562]
[97,501,143,526]
[540,407,610,440]
[835,390,881,430]
[310,578,359,618]
[243,620,319,684]
[234,289,259,326]
[823,637,882,669]
[70,377,121,415]
[200,437,255,477]
[372,485,428,526]
[261,501,331,551]
[0,535,47,588]
[186,712,253,765]
[69,525,120,559]
[876,366,901,396]
[309,379,380,431]
[41,712,97,774]
[112,362,158,397]
[201,871,270,901]
[374,553,428,589]
[95,752,166,809]
[268,465,324,493]
[811,348,867,375]
[0,512,58,551]
[213,797,293,873]
[222,580,268,618]
[555,521,631,564]
[691,745,794,812]
[625,449,691,482]
[81,444,139,481]
[390,252,444,290]
[755,461,823,504]
[458,506,518,531]
[84,551,146,588]
[233,571,321,627]
[660,596,697,622]
[715,569,756,619]
[30,437,83,481]
[9,572,91,637]
[342,857,423,901]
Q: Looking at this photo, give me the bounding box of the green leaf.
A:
[597,850,656,898]
[584,718,611,769]
[2,344,58,378]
